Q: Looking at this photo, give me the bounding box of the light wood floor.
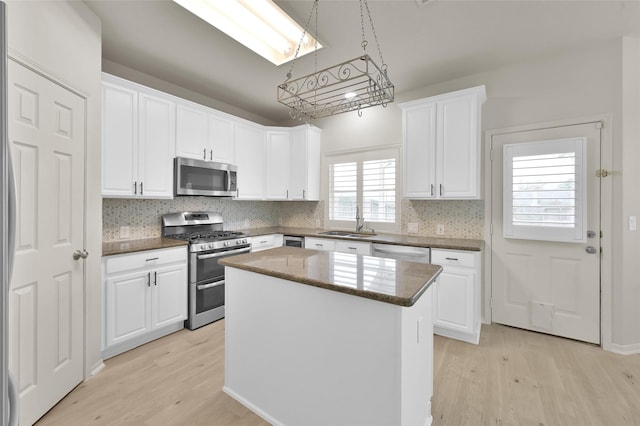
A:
[36,321,640,426]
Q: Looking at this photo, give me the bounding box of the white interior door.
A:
[491,121,601,344]
[8,60,85,426]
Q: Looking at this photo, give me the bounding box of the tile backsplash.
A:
[103,198,482,242]
[102,198,325,242]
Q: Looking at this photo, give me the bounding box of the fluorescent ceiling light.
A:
[174,0,322,66]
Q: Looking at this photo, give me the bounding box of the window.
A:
[503,137,587,243]
[328,148,399,232]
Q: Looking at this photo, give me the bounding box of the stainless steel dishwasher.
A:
[371,243,430,263]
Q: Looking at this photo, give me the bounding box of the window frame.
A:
[326,148,400,233]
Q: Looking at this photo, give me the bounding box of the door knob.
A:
[587,230,597,238]
[73,249,89,260]
[585,246,598,254]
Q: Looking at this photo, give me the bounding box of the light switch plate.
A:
[408,223,419,234]
[436,224,445,236]
[119,226,130,239]
[630,216,637,231]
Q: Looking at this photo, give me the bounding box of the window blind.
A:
[363,158,396,223]
[329,162,357,221]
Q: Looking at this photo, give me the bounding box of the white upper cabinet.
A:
[102,74,175,199]
[175,101,236,164]
[290,125,321,201]
[175,101,208,160]
[235,121,266,200]
[265,129,291,200]
[400,85,486,200]
[209,111,236,165]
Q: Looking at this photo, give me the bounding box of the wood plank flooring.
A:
[36,321,640,426]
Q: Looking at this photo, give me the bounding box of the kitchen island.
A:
[219,247,442,426]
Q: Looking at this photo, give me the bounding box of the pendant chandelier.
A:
[277,0,394,122]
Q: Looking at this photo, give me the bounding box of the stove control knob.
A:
[224,241,230,247]
[208,243,214,250]
[243,239,248,244]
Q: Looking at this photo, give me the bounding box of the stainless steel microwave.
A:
[174,157,237,197]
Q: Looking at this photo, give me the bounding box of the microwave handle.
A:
[226,170,232,191]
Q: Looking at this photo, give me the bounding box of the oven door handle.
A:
[197,247,250,260]
[197,280,225,291]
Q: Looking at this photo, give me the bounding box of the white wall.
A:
[315,39,640,350]
[7,1,103,375]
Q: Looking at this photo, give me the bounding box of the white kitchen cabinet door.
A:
[105,271,152,348]
[102,81,137,197]
[400,86,485,200]
[151,262,188,329]
[335,240,371,255]
[209,111,236,164]
[137,91,175,198]
[402,103,437,199]
[266,130,291,200]
[290,125,321,200]
[305,237,336,251]
[431,249,481,344]
[437,92,481,199]
[176,102,209,161]
[235,121,266,199]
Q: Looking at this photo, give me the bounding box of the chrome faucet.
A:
[355,205,364,232]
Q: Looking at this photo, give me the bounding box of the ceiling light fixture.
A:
[173,0,322,66]
[277,0,394,122]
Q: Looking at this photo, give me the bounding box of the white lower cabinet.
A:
[431,248,481,344]
[335,240,371,255]
[304,237,336,252]
[103,246,188,358]
[250,234,284,252]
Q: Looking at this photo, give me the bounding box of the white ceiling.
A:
[84,0,640,124]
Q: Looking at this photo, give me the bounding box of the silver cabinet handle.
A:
[303,189,306,199]
[72,249,89,260]
[430,184,434,196]
[146,257,159,262]
[286,189,289,199]
[140,181,144,196]
[203,148,207,159]
[153,271,157,286]
[210,149,213,161]
[134,181,137,195]
[445,257,459,261]
[147,272,151,287]
[440,184,443,196]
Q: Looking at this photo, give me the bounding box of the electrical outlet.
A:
[436,224,445,236]
[244,219,250,228]
[408,222,419,234]
[119,226,130,239]
[315,219,321,228]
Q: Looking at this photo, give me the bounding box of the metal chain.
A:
[362,0,387,70]
[285,0,319,81]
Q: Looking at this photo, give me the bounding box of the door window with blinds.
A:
[503,137,587,243]
[328,148,399,232]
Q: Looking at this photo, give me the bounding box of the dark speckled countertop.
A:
[219,246,443,307]
[102,237,188,257]
[240,226,483,251]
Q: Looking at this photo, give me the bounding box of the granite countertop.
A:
[240,226,483,251]
[219,246,443,307]
[102,237,188,257]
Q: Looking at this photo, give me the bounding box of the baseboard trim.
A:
[89,360,105,377]
[223,386,284,426]
[102,322,184,360]
[609,342,640,355]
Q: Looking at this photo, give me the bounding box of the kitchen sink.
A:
[318,231,377,238]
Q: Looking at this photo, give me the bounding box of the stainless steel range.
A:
[162,211,250,330]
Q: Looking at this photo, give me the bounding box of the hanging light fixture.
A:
[277,0,394,121]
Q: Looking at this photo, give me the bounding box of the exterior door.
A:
[8,60,85,425]
[491,121,601,344]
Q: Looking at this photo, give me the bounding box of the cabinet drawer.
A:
[251,234,284,252]
[335,240,371,255]
[105,246,187,275]
[431,249,478,268]
[305,237,336,251]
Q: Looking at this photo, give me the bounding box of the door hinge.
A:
[596,121,604,129]
[596,169,609,178]
[490,223,494,235]
[490,148,494,162]
[490,297,494,309]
